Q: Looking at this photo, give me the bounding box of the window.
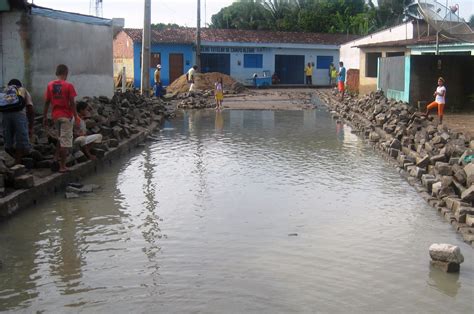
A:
[386,52,404,57]
[316,56,333,69]
[366,52,382,77]
[151,53,161,67]
[244,54,263,68]
[139,52,161,68]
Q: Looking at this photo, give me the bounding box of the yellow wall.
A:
[113,58,134,82]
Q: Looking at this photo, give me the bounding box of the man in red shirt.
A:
[43,64,78,173]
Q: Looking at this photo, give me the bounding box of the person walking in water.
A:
[304,62,313,85]
[425,77,446,124]
[214,77,224,110]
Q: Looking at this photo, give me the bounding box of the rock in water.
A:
[429,243,464,273]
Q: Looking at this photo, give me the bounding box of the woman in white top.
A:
[425,77,446,124]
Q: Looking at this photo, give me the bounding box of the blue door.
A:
[201,53,231,75]
[275,55,305,84]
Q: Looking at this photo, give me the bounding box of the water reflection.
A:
[428,267,461,297]
[1,108,472,312]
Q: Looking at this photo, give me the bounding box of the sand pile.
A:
[167,72,245,94]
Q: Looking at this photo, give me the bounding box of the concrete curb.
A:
[0,119,162,219]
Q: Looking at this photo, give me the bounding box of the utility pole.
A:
[196,0,201,71]
[141,0,151,96]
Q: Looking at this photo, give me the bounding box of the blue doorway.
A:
[201,53,230,75]
[275,55,305,84]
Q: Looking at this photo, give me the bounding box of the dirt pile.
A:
[167,72,245,94]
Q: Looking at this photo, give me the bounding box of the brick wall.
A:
[113,31,134,58]
[346,69,359,94]
[113,31,134,83]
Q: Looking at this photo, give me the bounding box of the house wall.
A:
[113,31,134,84]
[359,47,408,95]
[340,22,414,71]
[1,9,114,110]
[225,46,339,85]
[132,41,340,87]
[133,42,194,87]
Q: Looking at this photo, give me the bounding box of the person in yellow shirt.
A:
[304,62,313,85]
[329,63,337,86]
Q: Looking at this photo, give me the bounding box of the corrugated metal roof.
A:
[30,6,112,26]
[124,28,358,45]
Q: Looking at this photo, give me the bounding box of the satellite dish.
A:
[417,0,474,43]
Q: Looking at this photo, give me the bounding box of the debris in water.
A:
[288,233,298,237]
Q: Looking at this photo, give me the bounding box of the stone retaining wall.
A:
[316,89,474,247]
[0,91,175,219]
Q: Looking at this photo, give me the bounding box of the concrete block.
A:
[434,162,453,176]
[416,155,430,169]
[389,148,399,158]
[429,243,464,263]
[462,233,474,244]
[13,175,34,189]
[10,164,26,177]
[466,214,474,227]
[454,207,474,224]
[430,260,460,273]
[461,185,474,203]
[431,154,447,163]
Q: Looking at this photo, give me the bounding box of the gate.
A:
[378,56,408,102]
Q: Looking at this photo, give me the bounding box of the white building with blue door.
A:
[113,28,357,87]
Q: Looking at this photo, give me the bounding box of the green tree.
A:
[210,0,270,30]
[151,23,183,30]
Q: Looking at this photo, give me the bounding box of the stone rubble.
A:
[0,91,175,199]
[317,89,474,247]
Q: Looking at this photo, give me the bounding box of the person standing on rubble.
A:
[425,77,446,124]
[337,61,346,101]
[186,65,198,92]
[1,79,35,165]
[154,64,163,97]
[43,64,77,173]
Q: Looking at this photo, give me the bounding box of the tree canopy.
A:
[210,0,411,35]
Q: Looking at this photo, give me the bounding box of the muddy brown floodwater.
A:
[0,108,472,313]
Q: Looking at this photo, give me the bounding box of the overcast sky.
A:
[31,0,473,28]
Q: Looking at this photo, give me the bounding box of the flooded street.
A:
[1,108,473,313]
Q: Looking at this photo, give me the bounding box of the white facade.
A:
[340,22,414,70]
[202,41,340,85]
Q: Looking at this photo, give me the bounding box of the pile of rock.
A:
[429,243,464,272]
[167,72,246,95]
[317,90,474,245]
[175,91,216,109]
[0,91,175,198]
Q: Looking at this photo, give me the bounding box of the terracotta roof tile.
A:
[124,28,359,45]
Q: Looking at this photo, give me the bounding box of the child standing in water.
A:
[214,78,224,110]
